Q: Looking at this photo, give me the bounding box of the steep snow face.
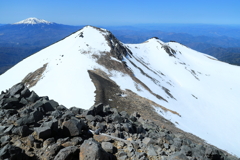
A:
[0,26,111,109]
[0,26,240,156]
[14,17,53,25]
[124,39,240,157]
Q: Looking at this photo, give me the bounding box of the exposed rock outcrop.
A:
[0,83,239,160]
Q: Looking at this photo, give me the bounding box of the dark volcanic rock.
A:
[44,100,59,112]
[80,139,113,160]
[0,135,11,146]
[42,143,62,160]
[26,91,39,102]
[0,83,238,160]
[12,125,32,137]
[20,86,31,97]
[34,126,52,140]
[180,145,192,156]
[70,106,85,115]
[0,126,7,135]
[168,152,188,160]
[15,110,43,126]
[41,119,58,135]
[51,110,63,118]
[205,147,224,160]
[1,98,20,109]
[8,83,24,96]
[54,146,79,160]
[142,137,155,146]
[61,118,87,137]
[111,113,123,123]
[0,144,29,160]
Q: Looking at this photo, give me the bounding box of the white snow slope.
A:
[0,26,239,157]
[14,17,53,25]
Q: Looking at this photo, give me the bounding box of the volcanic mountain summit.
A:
[14,17,53,25]
[0,26,240,157]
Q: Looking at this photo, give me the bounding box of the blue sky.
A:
[1,0,240,25]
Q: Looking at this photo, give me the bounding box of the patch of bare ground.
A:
[87,69,210,146]
[85,27,234,151]
[94,33,171,103]
[93,51,129,75]
[21,63,47,88]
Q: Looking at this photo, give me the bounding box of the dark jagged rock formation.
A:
[0,83,239,160]
[161,45,176,57]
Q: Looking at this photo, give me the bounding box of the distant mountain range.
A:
[1,18,240,74]
[106,25,240,66]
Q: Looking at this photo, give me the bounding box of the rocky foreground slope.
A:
[0,83,239,160]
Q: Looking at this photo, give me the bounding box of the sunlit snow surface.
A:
[14,17,53,24]
[0,26,110,109]
[0,26,239,157]
[125,39,240,157]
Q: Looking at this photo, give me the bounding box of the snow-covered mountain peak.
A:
[78,25,110,39]
[14,17,53,25]
[0,25,240,156]
[78,25,130,60]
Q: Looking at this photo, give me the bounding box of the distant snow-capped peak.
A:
[14,17,53,25]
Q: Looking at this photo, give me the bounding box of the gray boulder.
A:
[146,145,157,156]
[20,86,31,98]
[205,147,223,160]
[61,118,87,137]
[0,126,7,135]
[34,126,52,140]
[0,135,11,146]
[0,144,28,160]
[142,137,155,146]
[41,119,58,134]
[85,115,96,122]
[111,113,123,123]
[70,107,85,115]
[26,91,39,102]
[15,110,43,126]
[180,145,192,156]
[12,125,32,137]
[101,142,114,153]
[42,143,62,160]
[9,83,24,96]
[168,152,189,160]
[51,110,63,119]
[53,146,79,160]
[80,139,114,160]
[44,100,59,112]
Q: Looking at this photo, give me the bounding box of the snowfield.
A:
[0,26,239,157]
[125,39,240,157]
